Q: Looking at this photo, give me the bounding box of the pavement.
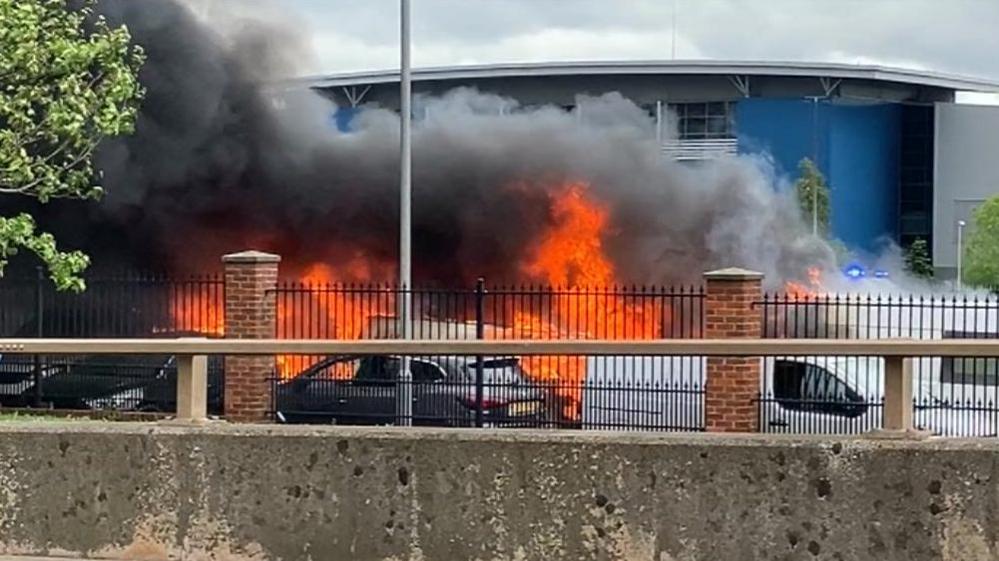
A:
[0,557,115,561]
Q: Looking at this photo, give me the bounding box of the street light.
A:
[805,95,821,236]
[397,0,413,426]
[957,219,966,292]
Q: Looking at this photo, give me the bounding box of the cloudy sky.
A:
[277,0,999,84]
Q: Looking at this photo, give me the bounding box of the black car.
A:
[274,354,569,427]
[0,340,224,414]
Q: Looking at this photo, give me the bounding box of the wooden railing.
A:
[2,338,997,431]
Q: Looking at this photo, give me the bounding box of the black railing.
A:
[0,272,224,412]
[0,270,225,338]
[269,282,706,430]
[272,281,705,340]
[755,293,999,436]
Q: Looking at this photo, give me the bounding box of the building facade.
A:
[296,61,999,274]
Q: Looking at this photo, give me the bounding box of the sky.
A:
[274,0,999,82]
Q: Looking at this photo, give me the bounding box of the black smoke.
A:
[26,0,833,287]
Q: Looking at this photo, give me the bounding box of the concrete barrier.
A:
[0,423,994,561]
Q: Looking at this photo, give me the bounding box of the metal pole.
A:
[671,0,677,60]
[957,220,966,291]
[809,96,819,236]
[655,100,663,147]
[32,266,43,408]
[397,0,413,426]
[474,278,485,428]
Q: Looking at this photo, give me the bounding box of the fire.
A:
[165,260,394,380]
[162,182,672,421]
[784,266,823,300]
[510,181,664,419]
[522,182,615,287]
[165,290,224,336]
[274,262,394,379]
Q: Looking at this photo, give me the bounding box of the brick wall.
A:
[703,268,763,432]
[223,250,280,422]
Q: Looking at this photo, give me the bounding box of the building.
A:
[296,60,999,276]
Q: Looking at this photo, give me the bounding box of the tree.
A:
[904,238,934,279]
[794,157,831,236]
[964,196,999,288]
[0,0,144,291]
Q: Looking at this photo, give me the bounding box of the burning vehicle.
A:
[274,354,570,427]
[273,316,576,427]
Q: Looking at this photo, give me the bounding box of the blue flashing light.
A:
[844,264,865,280]
[874,270,889,279]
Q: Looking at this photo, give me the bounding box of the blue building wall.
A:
[736,98,901,252]
[826,103,901,250]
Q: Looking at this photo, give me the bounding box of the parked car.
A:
[274,354,570,427]
[0,333,224,415]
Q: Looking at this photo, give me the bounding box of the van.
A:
[581,355,998,436]
[582,296,999,436]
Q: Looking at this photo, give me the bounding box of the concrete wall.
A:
[0,423,997,561]
[933,103,999,272]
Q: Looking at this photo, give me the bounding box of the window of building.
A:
[899,104,935,249]
[772,360,869,417]
[668,102,736,140]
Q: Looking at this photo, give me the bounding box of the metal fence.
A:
[756,293,999,437]
[0,270,224,338]
[269,354,704,431]
[270,282,706,430]
[0,272,224,411]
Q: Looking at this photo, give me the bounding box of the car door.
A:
[762,358,873,434]
[409,359,448,426]
[342,356,398,425]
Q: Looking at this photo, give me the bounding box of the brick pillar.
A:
[223,250,280,423]
[704,267,763,433]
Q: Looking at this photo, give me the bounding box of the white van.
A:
[582,296,999,436]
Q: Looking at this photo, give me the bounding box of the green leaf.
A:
[964,197,999,289]
[0,0,144,290]
[794,157,831,237]
[904,238,934,280]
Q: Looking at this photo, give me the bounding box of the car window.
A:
[354,357,442,382]
[355,357,399,382]
[464,358,528,385]
[773,360,868,417]
[410,360,445,383]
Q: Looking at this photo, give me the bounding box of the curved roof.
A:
[297,60,999,93]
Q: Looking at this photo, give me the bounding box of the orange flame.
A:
[164,290,224,336]
[274,262,394,379]
[164,182,672,418]
[509,181,664,419]
[784,266,823,300]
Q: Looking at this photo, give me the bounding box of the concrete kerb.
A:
[0,421,963,448]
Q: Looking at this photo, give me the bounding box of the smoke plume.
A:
[33,0,835,288]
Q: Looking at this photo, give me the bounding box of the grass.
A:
[0,412,95,423]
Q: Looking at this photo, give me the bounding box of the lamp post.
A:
[957,219,966,292]
[671,0,677,60]
[806,95,821,236]
[397,0,413,426]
